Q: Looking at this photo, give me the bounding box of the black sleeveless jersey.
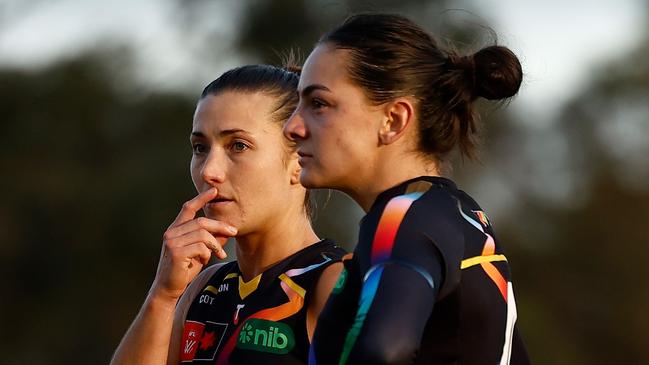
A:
[179,239,345,365]
[311,176,530,364]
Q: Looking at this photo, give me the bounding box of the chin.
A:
[298,169,317,188]
[299,169,331,189]
[204,210,238,227]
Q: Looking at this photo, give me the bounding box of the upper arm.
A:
[166,263,224,365]
[347,260,440,364]
[345,197,459,363]
[306,261,343,341]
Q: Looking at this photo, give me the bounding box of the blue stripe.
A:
[338,266,384,364]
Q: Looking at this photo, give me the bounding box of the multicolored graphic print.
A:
[214,256,332,365]
[339,190,427,365]
[459,206,518,364]
[310,176,529,365]
[181,239,345,365]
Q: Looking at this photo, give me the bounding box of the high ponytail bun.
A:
[473,45,522,100]
[322,13,523,160]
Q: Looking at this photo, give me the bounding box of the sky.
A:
[0,0,646,120]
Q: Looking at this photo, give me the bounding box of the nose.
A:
[283,108,308,142]
[200,151,226,186]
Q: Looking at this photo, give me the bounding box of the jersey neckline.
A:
[365,175,457,216]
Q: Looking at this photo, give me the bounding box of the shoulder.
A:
[306,261,344,340]
[288,239,347,272]
[376,184,464,242]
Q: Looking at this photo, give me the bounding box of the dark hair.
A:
[201,64,300,126]
[321,13,523,160]
[199,64,314,216]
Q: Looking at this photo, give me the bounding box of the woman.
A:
[111,65,345,365]
[284,13,530,365]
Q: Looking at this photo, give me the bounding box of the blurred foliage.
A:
[0,47,198,363]
[0,0,648,364]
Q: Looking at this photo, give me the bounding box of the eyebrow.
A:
[299,84,331,98]
[190,128,251,138]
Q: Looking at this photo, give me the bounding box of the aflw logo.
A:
[236,319,295,354]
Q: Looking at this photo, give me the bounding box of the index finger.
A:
[170,187,218,227]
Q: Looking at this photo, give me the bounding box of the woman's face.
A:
[283,44,384,191]
[191,91,300,234]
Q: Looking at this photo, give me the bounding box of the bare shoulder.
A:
[305,261,344,340]
[315,262,344,295]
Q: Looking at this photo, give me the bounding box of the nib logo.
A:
[239,322,254,344]
[236,319,295,354]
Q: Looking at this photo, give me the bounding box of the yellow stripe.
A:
[238,273,262,300]
[461,254,507,269]
[203,285,219,295]
[405,181,433,195]
[279,274,306,298]
[224,272,238,280]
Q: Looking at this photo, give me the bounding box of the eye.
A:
[192,143,207,155]
[231,141,250,152]
[310,98,328,110]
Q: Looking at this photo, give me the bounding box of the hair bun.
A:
[473,45,522,100]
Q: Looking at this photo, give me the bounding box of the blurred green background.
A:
[1,0,648,364]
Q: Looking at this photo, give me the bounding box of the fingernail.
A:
[227,226,238,235]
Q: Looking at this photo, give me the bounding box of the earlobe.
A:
[290,160,302,185]
[378,98,414,145]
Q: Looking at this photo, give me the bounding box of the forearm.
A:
[110,291,178,365]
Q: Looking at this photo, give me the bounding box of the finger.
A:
[167,229,228,258]
[164,217,237,241]
[170,242,213,267]
[170,187,218,227]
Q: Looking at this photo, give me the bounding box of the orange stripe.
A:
[481,234,496,256]
[481,262,508,301]
[215,280,304,365]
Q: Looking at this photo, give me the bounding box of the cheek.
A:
[190,158,201,185]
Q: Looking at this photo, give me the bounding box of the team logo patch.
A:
[180,320,228,362]
[236,318,295,354]
[472,210,490,227]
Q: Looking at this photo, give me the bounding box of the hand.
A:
[150,187,237,302]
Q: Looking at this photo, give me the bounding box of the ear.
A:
[378,98,415,145]
[288,154,302,185]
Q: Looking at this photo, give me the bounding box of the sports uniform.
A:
[179,239,345,365]
[311,176,530,364]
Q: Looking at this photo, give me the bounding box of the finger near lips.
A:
[170,187,219,227]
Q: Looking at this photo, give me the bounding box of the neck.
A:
[234,208,319,281]
[346,151,439,212]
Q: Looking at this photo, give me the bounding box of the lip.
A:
[205,195,234,209]
[297,153,312,166]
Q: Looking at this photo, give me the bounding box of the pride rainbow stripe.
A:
[337,191,425,364]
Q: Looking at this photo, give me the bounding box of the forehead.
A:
[193,91,277,132]
[299,44,352,90]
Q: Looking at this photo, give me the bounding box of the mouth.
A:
[205,195,234,208]
[297,151,313,163]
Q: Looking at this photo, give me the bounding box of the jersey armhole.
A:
[166,262,229,364]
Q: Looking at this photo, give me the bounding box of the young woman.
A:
[284,13,530,365]
[111,65,345,365]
